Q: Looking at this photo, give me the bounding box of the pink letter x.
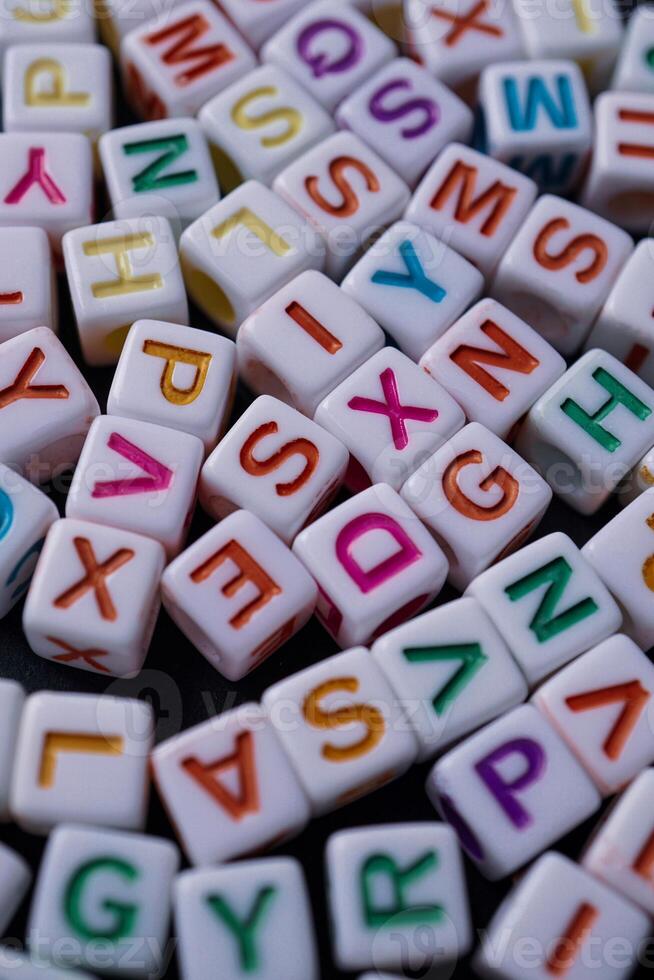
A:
[348,368,439,450]
[4,148,66,205]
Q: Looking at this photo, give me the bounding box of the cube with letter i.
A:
[612,6,654,93]
[401,422,552,591]
[63,217,188,367]
[426,705,601,879]
[151,702,311,865]
[262,646,418,815]
[200,395,348,543]
[326,824,472,973]
[23,518,165,678]
[292,483,448,647]
[0,227,56,340]
[175,857,319,980]
[516,350,654,514]
[27,825,179,978]
[467,532,622,686]
[10,690,153,834]
[405,143,537,280]
[120,0,256,120]
[475,852,649,980]
[0,0,95,69]
[161,510,317,680]
[492,195,633,356]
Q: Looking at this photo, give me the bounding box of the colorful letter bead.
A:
[0,132,93,253]
[237,270,384,417]
[0,680,25,819]
[161,510,317,680]
[200,396,348,543]
[582,768,654,915]
[0,842,31,934]
[27,825,179,977]
[581,91,654,235]
[63,217,188,367]
[516,349,654,514]
[3,43,113,146]
[533,634,654,796]
[23,518,165,678]
[261,0,395,113]
[0,0,95,68]
[66,415,203,559]
[326,823,472,972]
[421,298,566,440]
[263,647,418,815]
[100,118,220,233]
[121,0,256,120]
[107,319,236,454]
[371,597,528,761]
[10,690,153,834]
[341,221,484,361]
[467,532,622,686]
[612,6,654,93]
[478,60,592,194]
[336,58,473,189]
[0,326,100,482]
[476,852,649,980]
[199,64,335,193]
[152,702,311,865]
[0,227,56,340]
[0,464,58,619]
[175,858,319,980]
[402,422,552,591]
[406,143,537,280]
[492,195,633,355]
[273,131,410,279]
[293,483,448,647]
[315,347,465,491]
[180,181,325,335]
[427,705,601,879]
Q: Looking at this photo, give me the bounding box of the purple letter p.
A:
[475,738,546,829]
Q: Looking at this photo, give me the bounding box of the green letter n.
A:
[504,556,599,643]
[403,643,488,715]
[123,134,198,193]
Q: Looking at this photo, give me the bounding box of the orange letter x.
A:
[431,0,503,46]
[54,537,135,622]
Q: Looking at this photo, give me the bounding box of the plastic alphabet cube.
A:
[0,132,93,253]
[262,646,418,815]
[200,395,348,543]
[426,704,601,879]
[293,483,448,647]
[261,0,396,113]
[583,768,654,916]
[406,143,537,280]
[180,181,325,335]
[3,43,113,146]
[63,216,188,367]
[0,0,95,68]
[581,92,654,235]
[107,319,236,454]
[326,823,472,972]
[121,0,256,120]
[175,857,319,980]
[516,349,654,514]
[151,702,311,865]
[0,464,58,620]
[100,118,220,233]
[273,131,410,279]
[533,634,654,796]
[98,0,177,51]
[237,270,384,417]
[0,227,56,340]
[23,518,166,678]
[402,422,552,591]
[421,298,566,440]
[612,6,654,93]
[336,57,473,189]
[467,532,622,686]
[341,220,484,361]
[66,415,203,559]
[0,680,25,819]
[199,64,335,194]
[478,60,592,194]
[315,347,465,491]
[492,195,634,355]
[0,842,30,934]
[0,326,100,482]
[27,825,179,978]
[10,690,154,834]
[161,510,317,680]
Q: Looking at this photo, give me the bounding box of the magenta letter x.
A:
[348,368,439,451]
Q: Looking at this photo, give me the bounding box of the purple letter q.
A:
[297,19,363,78]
